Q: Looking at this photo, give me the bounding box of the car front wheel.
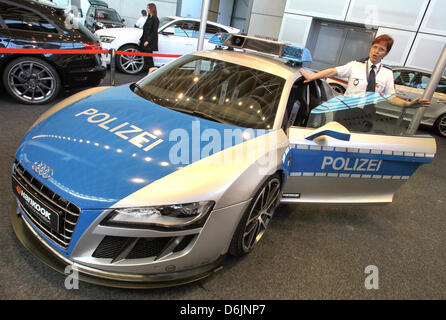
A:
[116,44,145,74]
[434,113,446,137]
[3,57,60,105]
[229,174,282,256]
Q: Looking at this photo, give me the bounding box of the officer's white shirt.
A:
[336,59,396,96]
[135,16,147,28]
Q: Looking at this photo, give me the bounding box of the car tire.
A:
[3,57,61,105]
[229,174,282,257]
[434,113,446,138]
[329,83,346,96]
[116,44,145,74]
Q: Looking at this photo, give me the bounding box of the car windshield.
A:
[96,8,121,22]
[306,93,422,136]
[159,17,174,29]
[133,55,285,129]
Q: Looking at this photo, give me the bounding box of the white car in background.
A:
[96,16,239,74]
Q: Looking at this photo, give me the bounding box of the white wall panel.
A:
[406,33,446,72]
[248,13,283,40]
[208,0,220,22]
[376,28,416,67]
[105,0,177,27]
[346,0,429,32]
[253,0,286,17]
[419,0,446,37]
[284,0,350,21]
[278,13,312,47]
[180,0,202,18]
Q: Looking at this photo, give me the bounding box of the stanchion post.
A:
[197,0,211,51]
[109,48,116,86]
[407,44,446,135]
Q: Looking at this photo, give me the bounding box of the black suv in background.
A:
[0,0,106,104]
[85,3,125,33]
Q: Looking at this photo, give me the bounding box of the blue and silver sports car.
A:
[11,34,436,288]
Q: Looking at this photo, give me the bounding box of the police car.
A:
[11,34,436,288]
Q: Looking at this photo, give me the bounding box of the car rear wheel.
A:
[434,113,446,137]
[3,57,60,105]
[229,174,282,256]
[116,45,145,74]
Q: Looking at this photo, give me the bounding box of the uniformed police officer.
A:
[300,34,431,108]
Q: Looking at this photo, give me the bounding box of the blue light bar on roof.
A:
[209,33,230,45]
[209,33,313,64]
[281,45,312,63]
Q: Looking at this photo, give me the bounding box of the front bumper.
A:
[11,203,225,289]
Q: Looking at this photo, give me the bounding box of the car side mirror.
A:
[161,27,175,35]
[148,67,158,75]
[122,18,125,23]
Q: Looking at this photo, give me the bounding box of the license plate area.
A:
[12,177,60,232]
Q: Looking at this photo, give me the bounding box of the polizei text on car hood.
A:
[15,85,268,209]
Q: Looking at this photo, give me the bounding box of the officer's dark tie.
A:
[366,65,376,92]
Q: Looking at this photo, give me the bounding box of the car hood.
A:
[15,85,262,210]
[95,27,142,37]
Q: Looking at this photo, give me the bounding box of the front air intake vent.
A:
[126,237,172,259]
[92,235,197,261]
[12,160,81,249]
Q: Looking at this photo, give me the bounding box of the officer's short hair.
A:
[372,35,394,53]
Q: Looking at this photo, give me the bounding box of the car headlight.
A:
[103,201,215,230]
[99,35,115,43]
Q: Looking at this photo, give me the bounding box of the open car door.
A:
[282,91,436,204]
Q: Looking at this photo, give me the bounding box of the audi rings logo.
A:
[32,161,54,179]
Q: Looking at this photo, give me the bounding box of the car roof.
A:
[191,49,301,80]
[95,7,118,12]
[166,16,238,31]
[89,0,108,7]
[19,0,65,10]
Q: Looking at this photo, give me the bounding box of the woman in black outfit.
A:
[139,3,159,71]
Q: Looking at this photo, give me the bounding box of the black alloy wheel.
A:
[3,57,60,105]
[434,113,446,137]
[229,174,282,256]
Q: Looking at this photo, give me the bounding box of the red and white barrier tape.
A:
[0,48,182,58]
